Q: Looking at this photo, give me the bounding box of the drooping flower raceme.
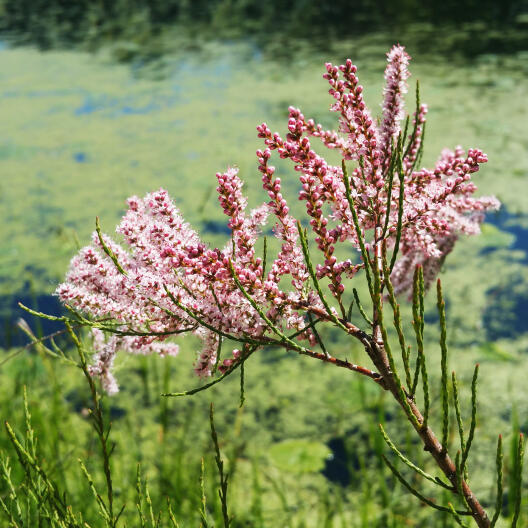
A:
[57,45,499,392]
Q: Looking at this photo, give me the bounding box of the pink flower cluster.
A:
[58,181,312,386]
[57,45,498,392]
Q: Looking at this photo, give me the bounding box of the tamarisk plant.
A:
[22,45,523,526]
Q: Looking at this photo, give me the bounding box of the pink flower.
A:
[380,45,411,165]
[57,45,498,392]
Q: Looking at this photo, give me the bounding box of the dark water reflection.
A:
[0,289,65,349]
[322,437,351,486]
[482,208,528,339]
[484,207,528,260]
[202,220,231,235]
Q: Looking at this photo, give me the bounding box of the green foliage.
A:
[3,311,525,527]
[267,440,332,474]
[1,312,528,527]
[1,0,527,59]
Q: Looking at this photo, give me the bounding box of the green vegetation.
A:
[0,34,527,526]
[1,0,527,60]
[1,324,527,526]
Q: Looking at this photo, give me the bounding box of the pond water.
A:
[322,437,351,486]
[481,207,528,339]
[0,287,65,348]
[1,40,527,349]
[485,207,528,260]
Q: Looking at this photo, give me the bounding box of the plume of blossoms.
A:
[265,44,499,295]
[57,176,312,385]
[57,44,498,392]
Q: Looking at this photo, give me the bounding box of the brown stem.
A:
[291,299,490,525]
[375,228,485,525]
[288,344,384,384]
[368,338,490,528]
[372,226,384,346]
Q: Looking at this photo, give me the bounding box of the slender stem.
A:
[342,160,374,297]
[352,288,373,326]
[490,435,503,528]
[363,336,491,527]
[379,424,452,490]
[382,455,469,516]
[210,404,230,527]
[95,216,127,275]
[65,323,117,526]
[512,433,525,528]
[292,346,383,382]
[382,244,411,391]
[461,364,479,480]
[437,279,450,452]
[327,244,491,526]
[372,226,384,346]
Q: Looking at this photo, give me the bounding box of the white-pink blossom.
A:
[57,46,498,393]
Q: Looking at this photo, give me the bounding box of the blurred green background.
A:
[1,1,528,526]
